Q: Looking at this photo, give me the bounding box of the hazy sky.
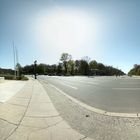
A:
[0,0,140,73]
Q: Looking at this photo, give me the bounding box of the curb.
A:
[49,84,140,118]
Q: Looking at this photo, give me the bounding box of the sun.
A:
[35,8,95,52]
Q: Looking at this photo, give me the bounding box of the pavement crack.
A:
[20,124,45,129]
[79,136,87,140]
[0,117,18,126]
[44,118,64,128]
[7,103,26,107]
[25,114,60,118]
[4,126,18,140]
[4,82,34,140]
[16,97,30,99]
[26,119,64,140]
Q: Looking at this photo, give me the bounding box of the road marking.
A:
[120,82,138,85]
[49,84,139,118]
[113,88,140,90]
[79,81,98,85]
[59,82,78,90]
[40,77,78,90]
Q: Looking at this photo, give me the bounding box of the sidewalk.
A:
[0,80,27,103]
[0,78,93,140]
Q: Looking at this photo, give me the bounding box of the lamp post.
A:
[34,60,37,79]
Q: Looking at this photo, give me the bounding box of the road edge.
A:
[49,83,140,118]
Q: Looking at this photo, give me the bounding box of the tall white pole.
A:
[13,42,16,78]
[15,46,19,77]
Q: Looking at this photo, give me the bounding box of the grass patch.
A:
[0,74,29,80]
[20,75,29,80]
[2,75,14,80]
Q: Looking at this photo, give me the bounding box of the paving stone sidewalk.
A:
[0,78,93,140]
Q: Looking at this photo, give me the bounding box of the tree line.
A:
[0,68,14,75]
[128,64,140,76]
[21,53,125,76]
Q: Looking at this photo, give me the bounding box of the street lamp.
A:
[34,60,37,79]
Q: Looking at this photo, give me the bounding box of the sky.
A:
[0,0,140,73]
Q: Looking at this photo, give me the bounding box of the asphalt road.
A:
[38,76,140,113]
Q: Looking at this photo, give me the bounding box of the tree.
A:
[60,53,72,75]
[82,56,90,63]
[57,63,63,75]
[0,68,14,75]
[89,60,97,69]
[128,64,140,76]
[68,60,75,75]
[79,60,89,75]
[20,54,125,76]
[75,60,80,75]
[89,60,98,75]
[22,64,34,75]
[37,63,46,74]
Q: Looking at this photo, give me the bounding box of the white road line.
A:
[113,88,140,90]
[120,82,138,85]
[59,82,78,90]
[79,81,98,85]
[49,84,139,118]
[44,77,78,89]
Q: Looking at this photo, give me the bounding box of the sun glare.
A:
[35,8,95,52]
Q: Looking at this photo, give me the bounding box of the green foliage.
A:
[20,75,29,80]
[68,60,75,75]
[37,63,46,74]
[79,60,89,75]
[60,53,72,75]
[128,64,140,76]
[0,74,28,80]
[57,63,63,75]
[0,68,14,75]
[16,52,125,76]
[1,75,15,80]
[89,60,98,70]
[22,64,34,75]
